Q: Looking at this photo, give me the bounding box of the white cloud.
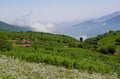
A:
[28,22,54,33]
[14,19,55,33]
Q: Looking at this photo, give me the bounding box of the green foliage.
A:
[0,31,120,76]
[0,39,12,52]
[80,38,98,50]
[1,47,120,76]
[98,45,116,54]
[80,30,120,55]
[115,38,120,45]
[0,73,15,79]
[0,32,79,48]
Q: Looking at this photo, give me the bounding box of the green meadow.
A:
[0,31,120,78]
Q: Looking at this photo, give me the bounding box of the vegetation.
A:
[80,30,120,55]
[115,38,120,45]
[0,39,12,52]
[0,31,120,78]
[0,55,119,79]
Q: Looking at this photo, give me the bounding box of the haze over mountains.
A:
[62,11,120,38]
[0,11,120,38]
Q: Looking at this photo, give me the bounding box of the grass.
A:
[80,30,120,55]
[0,31,120,78]
[0,55,119,79]
[97,31,120,55]
[0,47,120,76]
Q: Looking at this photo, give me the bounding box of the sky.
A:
[0,0,120,32]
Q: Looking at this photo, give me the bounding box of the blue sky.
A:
[0,0,120,24]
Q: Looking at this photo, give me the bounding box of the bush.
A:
[115,38,120,45]
[98,45,116,55]
[0,39,12,52]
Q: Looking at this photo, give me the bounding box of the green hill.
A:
[0,21,30,32]
[0,31,79,48]
[0,21,21,31]
[80,30,120,55]
[0,31,120,78]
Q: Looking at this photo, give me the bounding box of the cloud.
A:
[28,22,55,33]
[13,10,55,33]
[14,19,55,33]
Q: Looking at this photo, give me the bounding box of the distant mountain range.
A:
[0,21,31,32]
[0,11,120,38]
[63,11,120,38]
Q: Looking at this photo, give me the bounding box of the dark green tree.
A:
[80,37,83,42]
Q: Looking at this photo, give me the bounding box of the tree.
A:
[80,37,83,42]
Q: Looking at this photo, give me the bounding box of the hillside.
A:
[0,55,119,79]
[0,31,79,48]
[0,31,120,78]
[80,30,120,55]
[0,21,30,32]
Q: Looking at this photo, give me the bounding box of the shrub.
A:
[98,45,116,55]
[115,38,120,45]
[0,39,12,52]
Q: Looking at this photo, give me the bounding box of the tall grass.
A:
[0,47,120,76]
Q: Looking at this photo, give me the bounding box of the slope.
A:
[80,30,120,55]
[0,21,30,32]
[0,55,119,79]
[0,31,120,77]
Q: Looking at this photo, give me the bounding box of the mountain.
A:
[0,20,31,32]
[53,20,83,34]
[64,11,120,38]
[87,14,120,37]
[91,11,120,22]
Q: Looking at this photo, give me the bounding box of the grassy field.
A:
[0,31,120,78]
[0,55,119,79]
[0,46,120,76]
